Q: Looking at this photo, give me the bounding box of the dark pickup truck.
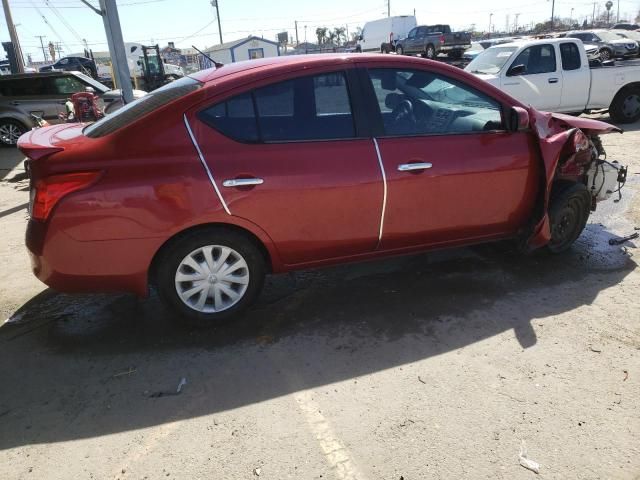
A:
[396,24,472,59]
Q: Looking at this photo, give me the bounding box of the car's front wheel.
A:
[547,183,591,253]
[0,119,27,147]
[156,228,266,327]
[599,48,612,61]
[396,45,404,55]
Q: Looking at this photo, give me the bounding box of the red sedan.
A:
[18,54,625,325]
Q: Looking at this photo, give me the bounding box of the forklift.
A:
[136,45,167,91]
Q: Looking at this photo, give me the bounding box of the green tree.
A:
[316,27,328,45]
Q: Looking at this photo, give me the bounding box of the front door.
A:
[500,43,562,111]
[188,70,383,265]
[364,67,539,250]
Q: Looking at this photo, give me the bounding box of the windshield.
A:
[597,31,622,41]
[73,72,109,93]
[465,46,518,75]
[84,76,201,138]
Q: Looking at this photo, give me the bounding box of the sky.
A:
[2,0,640,62]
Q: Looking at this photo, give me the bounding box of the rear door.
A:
[361,66,539,249]
[2,77,61,121]
[187,69,383,266]
[501,43,561,110]
[558,42,590,112]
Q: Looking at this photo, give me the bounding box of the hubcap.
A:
[600,49,610,60]
[0,123,24,145]
[622,94,640,118]
[174,245,249,313]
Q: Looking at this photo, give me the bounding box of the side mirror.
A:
[507,64,527,76]
[507,106,530,132]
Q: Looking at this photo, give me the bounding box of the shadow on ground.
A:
[0,148,25,181]
[0,221,636,450]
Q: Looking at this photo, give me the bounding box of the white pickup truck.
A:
[465,38,640,123]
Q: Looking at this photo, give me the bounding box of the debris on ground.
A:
[589,345,602,353]
[149,377,187,398]
[253,467,261,476]
[418,376,426,384]
[113,367,137,378]
[518,440,540,474]
[623,370,629,381]
[608,232,639,245]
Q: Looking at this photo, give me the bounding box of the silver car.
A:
[566,30,639,60]
[0,71,145,146]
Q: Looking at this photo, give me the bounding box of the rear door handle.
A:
[222,178,264,187]
[398,162,432,172]
[548,77,559,83]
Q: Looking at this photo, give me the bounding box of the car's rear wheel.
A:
[0,119,27,147]
[156,228,266,327]
[547,183,591,253]
[609,86,640,123]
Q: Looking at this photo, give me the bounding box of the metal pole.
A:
[592,3,596,26]
[36,35,48,62]
[617,0,620,23]
[550,0,555,28]
[99,0,133,103]
[387,0,390,17]
[295,20,299,45]
[212,0,223,45]
[2,0,25,72]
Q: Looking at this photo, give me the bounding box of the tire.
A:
[396,45,404,55]
[156,228,266,327]
[380,44,390,54]
[425,44,436,59]
[0,119,27,147]
[547,183,591,253]
[448,50,463,59]
[609,86,640,124]
[599,48,612,61]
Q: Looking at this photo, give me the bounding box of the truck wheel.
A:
[609,86,640,123]
[547,183,591,253]
[156,228,266,327]
[424,45,436,59]
[396,45,404,55]
[380,44,390,54]
[0,119,27,147]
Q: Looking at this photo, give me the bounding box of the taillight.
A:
[440,34,445,44]
[31,171,101,221]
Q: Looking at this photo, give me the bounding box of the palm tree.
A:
[316,27,327,45]
[333,27,346,46]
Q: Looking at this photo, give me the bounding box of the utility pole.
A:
[36,35,48,62]
[488,13,493,36]
[2,0,25,72]
[514,13,520,33]
[55,42,63,59]
[295,20,299,45]
[617,0,620,23]
[569,8,574,26]
[211,0,223,44]
[550,0,555,28]
[592,2,596,26]
[80,0,133,103]
[387,0,390,17]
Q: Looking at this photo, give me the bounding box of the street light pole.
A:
[550,0,555,28]
[488,13,493,37]
[211,0,223,44]
[569,8,574,26]
[2,0,25,73]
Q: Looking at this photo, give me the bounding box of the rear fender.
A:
[525,109,622,250]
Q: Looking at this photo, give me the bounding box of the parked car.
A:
[613,29,640,45]
[396,24,472,59]
[356,16,417,53]
[463,38,516,61]
[565,30,639,59]
[39,56,98,78]
[466,38,640,123]
[18,54,625,325]
[612,23,640,30]
[0,71,146,146]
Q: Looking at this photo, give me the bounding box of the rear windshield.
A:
[84,76,201,138]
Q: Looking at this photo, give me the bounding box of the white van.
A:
[357,16,417,53]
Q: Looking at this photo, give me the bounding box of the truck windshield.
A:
[465,46,518,74]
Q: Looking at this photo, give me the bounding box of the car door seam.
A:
[183,114,231,216]
[372,137,387,246]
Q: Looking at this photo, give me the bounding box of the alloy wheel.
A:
[621,93,640,119]
[174,245,249,313]
[0,123,24,145]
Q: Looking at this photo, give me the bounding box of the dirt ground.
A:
[0,117,639,480]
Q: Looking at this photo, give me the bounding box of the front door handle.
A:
[398,162,432,172]
[222,178,264,187]
[548,77,559,83]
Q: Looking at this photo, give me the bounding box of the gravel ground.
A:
[0,117,638,480]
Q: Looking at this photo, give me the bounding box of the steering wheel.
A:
[390,99,416,129]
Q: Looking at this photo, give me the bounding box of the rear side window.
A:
[200,71,356,143]
[84,76,201,138]
[0,77,46,96]
[560,42,581,70]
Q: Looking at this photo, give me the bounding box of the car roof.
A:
[487,37,580,48]
[190,53,460,84]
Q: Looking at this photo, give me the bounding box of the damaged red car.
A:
[18,54,627,325]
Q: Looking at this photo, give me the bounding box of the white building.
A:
[203,36,280,64]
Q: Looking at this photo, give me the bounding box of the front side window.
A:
[49,76,86,95]
[407,28,417,39]
[511,44,556,75]
[560,42,581,70]
[367,68,502,136]
[200,71,355,143]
